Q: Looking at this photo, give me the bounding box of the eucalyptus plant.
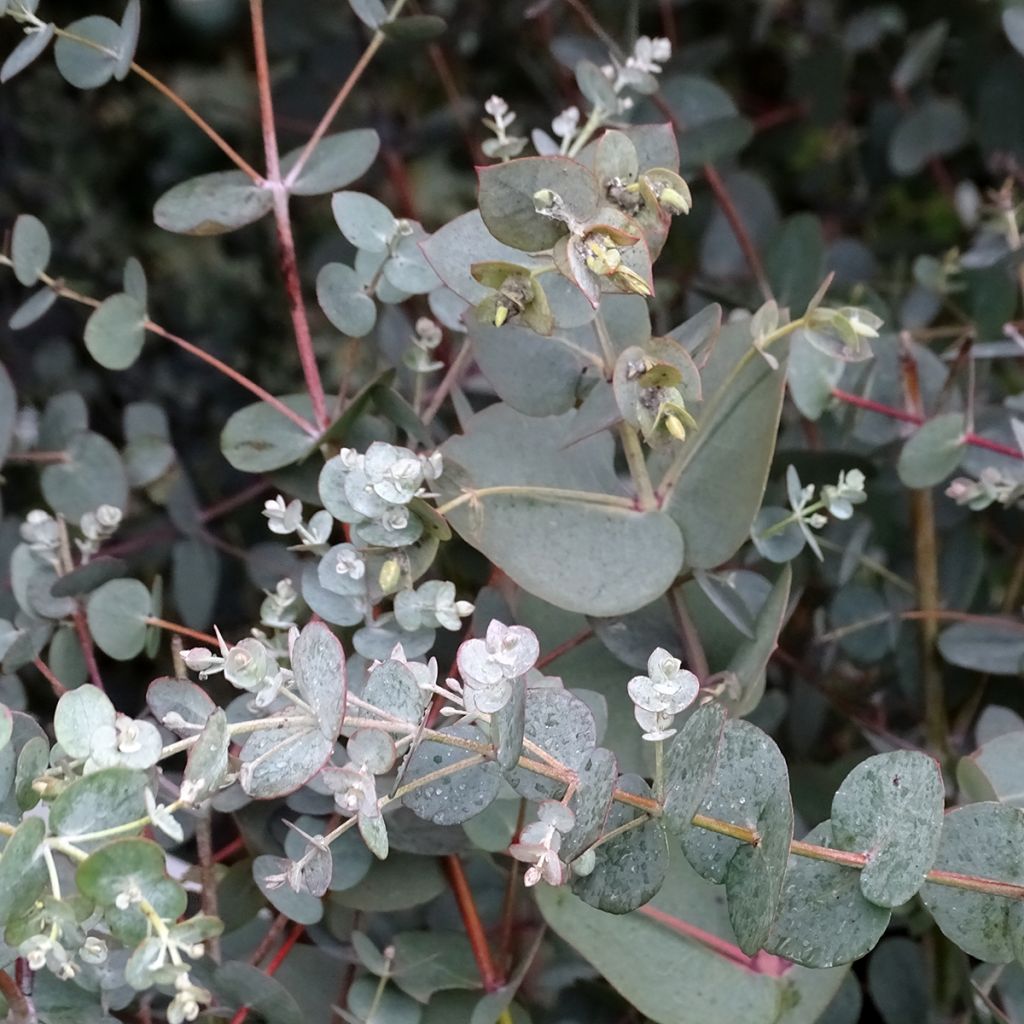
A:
[1,1,1024,1023]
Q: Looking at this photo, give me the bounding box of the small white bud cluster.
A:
[394,580,474,632]
[627,647,699,741]
[404,316,445,374]
[260,578,299,631]
[77,504,122,561]
[320,442,443,547]
[181,627,289,708]
[947,468,1024,511]
[482,95,527,160]
[262,495,333,550]
[509,800,576,887]
[447,620,540,718]
[20,509,62,567]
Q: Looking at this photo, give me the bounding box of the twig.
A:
[667,586,710,683]
[230,923,305,1024]
[832,388,1023,461]
[444,855,502,991]
[144,617,217,646]
[282,0,410,189]
[250,0,330,432]
[32,656,67,697]
[196,809,221,963]
[129,62,263,182]
[72,608,105,692]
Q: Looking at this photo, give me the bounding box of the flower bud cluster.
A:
[262,495,333,550]
[509,800,576,887]
[182,627,289,708]
[394,580,474,632]
[947,468,1024,511]
[451,620,540,717]
[627,647,699,741]
[320,442,443,548]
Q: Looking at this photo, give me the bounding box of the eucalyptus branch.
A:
[282,0,411,190]
[19,18,263,182]
[0,258,318,436]
[250,0,329,432]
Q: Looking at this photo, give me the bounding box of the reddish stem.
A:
[535,627,595,670]
[649,93,774,301]
[230,923,305,1024]
[72,608,105,691]
[146,320,317,436]
[250,0,330,432]
[639,905,789,976]
[444,855,502,991]
[212,834,247,863]
[33,656,67,697]
[144,616,218,647]
[831,388,1023,461]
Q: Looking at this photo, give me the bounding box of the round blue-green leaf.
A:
[114,0,140,80]
[897,412,966,488]
[316,262,377,337]
[292,620,346,739]
[154,170,273,236]
[920,802,1024,963]
[403,723,501,825]
[0,817,48,926]
[889,98,970,176]
[664,322,789,569]
[662,701,727,836]
[41,430,128,519]
[561,746,617,861]
[505,688,597,801]
[184,709,230,801]
[8,285,58,329]
[147,676,216,734]
[573,775,669,913]
[477,156,601,252]
[54,683,114,758]
[253,855,324,925]
[937,620,1024,676]
[0,362,18,466]
[86,578,152,660]
[958,731,1024,808]
[330,851,446,911]
[384,229,441,294]
[84,292,146,370]
[331,191,396,252]
[1,23,55,84]
[50,767,149,838]
[212,962,303,1024]
[765,821,891,968]
[281,129,380,196]
[867,937,928,1024]
[238,719,333,798]
[51,556,128,598]
[831,751,944,908]
[11,214,50,285]
[77,838,187,945]
[220,394,316,472]
[54,15,120,89]
[439,404,684,616]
